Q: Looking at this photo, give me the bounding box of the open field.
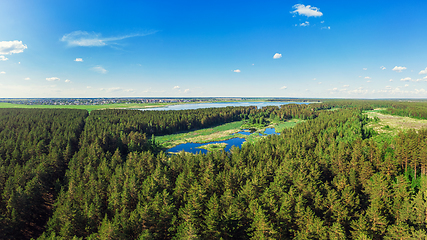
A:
[365,111,427,136]
[156,119,304,149]
[0,102,173,112]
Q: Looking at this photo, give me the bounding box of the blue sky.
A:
[1,0,427,98]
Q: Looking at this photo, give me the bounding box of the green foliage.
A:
[3,102,427,239]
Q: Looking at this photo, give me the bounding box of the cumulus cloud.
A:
[367,80,371,83]
[348,87,369,95]
[183,89,191,93]
[321,26,330,30]
[291,4,323,17]
[91,66,108,74]
[65,79,71,83]
[173,86,180,89]
[419,67,427,75]
[74,58,83,62]
[392,66,407,72]
[61,31,156,47]
[280,86,287,89]
[100,87,135,93]
[363,68,367,70]
[401,77,411,82]
[233,69,241,73]
[343,85,349,87]
[0,40,27,55]
[0,71,5,74]
[24,77,30,80]
[365,76,371,79]
[100,87,124,93]
[300,21,309,27]
[389,79,393,82]
[273,53,282,59]
[313,78,317,80]
[318,82,322,84]
[380,66,386,70]
[405,84,409,87]
[46,77,60,82]
[0,56,8,61]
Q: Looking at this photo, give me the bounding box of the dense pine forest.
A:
[2,100,427,239]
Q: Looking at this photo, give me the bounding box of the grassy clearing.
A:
[156,118,304,148]
[155,121,244,148]
[196,143,227,152]
[365,111,427,140]
[0,102,172,113]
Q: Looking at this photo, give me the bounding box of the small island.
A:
[196,142,227,152]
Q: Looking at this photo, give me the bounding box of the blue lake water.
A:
[264,128,280,135]
[140,101,310,111]
[167,127,281,154]
[167,137,246,154]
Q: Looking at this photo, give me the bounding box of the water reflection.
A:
[167,137,245,154]
[140,101,309,111]
[168,127,282,154]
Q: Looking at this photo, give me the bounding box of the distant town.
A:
[0,98,248,106]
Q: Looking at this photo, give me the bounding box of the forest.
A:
[2,100,427,239]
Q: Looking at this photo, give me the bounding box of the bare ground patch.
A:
[365,112,427,135]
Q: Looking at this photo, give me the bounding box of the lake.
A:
[167,137,246,154]
[167,127,280,154]
[140,101,310,111]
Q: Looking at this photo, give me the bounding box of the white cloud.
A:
[65,79,71,83]
[46,77,60,82]
[343,85,349,87]
[321,21,324,23]
[321,26,330,30]
[173,86,180,89]
[183,89,191,93]
[74,58,83,62]
[313,78,317,80]
[280,86,287,89]
[365,76,371,79]
[300,21,310,27]
[419,67,427,75]
[291,4,323,17]
[233,69,241,73]
[392,66,407,72]
[318,82,322,84]
[24,77,30,80]
[401,77,411,81]
[273,53,282,59]
[380,66,386,70]
[100,87,122,93]
[0,56,8,61]
[367,80,371,83]
[415,76,427,82]
[0,40,27,55]
[363,68,367,70]
[91,66,108,74]
[405,84,409,87]
[389,79,393,82]
[61,30,155,47]
[0,71,5,74]
[143,88,165,93]
[87,86,92,89]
